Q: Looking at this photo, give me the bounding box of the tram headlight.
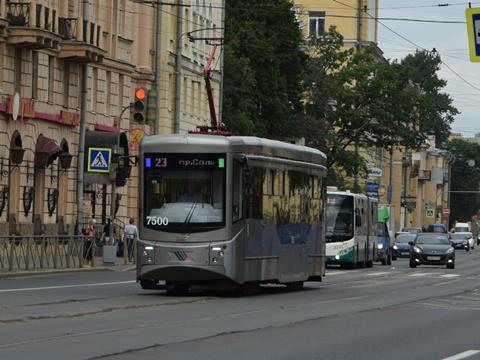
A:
[377,243,384,250]
[142,246,154,264]
[210,245,225,265]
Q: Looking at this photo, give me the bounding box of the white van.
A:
[455,222,471,233]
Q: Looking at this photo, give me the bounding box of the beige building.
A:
[0,0,223,237]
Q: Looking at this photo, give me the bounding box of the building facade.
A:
[0,0,223,237]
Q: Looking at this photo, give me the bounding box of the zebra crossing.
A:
[326,269,462,280]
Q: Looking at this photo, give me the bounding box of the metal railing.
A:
[6,2,29,26]
[0,234,97,273]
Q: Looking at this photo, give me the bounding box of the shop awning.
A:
[35,135,62,166]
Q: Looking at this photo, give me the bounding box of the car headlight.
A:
[377,243,384,250]
[446,247,455,254]
[413,246,422,253]
[393,245,398,250]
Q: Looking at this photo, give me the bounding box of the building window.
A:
[106,71,111,115]
[31,51,38,99]
[118,73,124,110]
[48,56,54,103]
[63,62,70,108]
[309,11,325,38]
[14,48,22,93]
[182,77,187,113]
[91,67,98,111]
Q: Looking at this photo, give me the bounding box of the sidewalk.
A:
[0,256,136,279]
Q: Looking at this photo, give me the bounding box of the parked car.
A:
[393,233,417,259]
[401,227,422,234]
[426,224,448,234]
[376,222,392,265]
[409,233,455,269]
[450,233,471,251]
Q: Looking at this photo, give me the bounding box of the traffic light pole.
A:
[154,1,163,135]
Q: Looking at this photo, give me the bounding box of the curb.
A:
[0,265,136,279]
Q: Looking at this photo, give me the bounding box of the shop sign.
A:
[6,94,35,120]
[59,111,80,126]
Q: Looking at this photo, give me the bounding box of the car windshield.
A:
[427,225,446,233]
[326,195,354,243]
[403,228,421,234]
[455,227,469,233]
[451,234,469,240]
[396,234,415,243]
[144,153,225,233]
[416,234,450,245]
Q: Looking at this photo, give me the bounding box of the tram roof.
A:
[141,134,327,165]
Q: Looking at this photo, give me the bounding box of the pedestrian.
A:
[101,218,111,245]
[84,219,96,262]
[124,218,139,262]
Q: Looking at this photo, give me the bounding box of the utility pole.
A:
[174,0,183,134]
[353,0,363,192]
[154,1,163,135]
[217,0,226,124]
[76,0,89,234]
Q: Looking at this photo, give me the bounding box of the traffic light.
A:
[133,88,147,123]
[115,156,131,187]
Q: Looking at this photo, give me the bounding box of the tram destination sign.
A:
[144,153,226,171]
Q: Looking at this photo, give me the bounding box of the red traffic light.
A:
[135,88,146,101]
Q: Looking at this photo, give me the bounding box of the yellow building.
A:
[294,0,379,49]
[0,0,224,237]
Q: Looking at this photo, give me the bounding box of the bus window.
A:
[233,160,243,222]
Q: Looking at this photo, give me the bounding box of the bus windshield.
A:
[326,195,354,243]
[143,153,225,233]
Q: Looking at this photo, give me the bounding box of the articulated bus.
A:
[137,134,327,294]
[326,188,378,269]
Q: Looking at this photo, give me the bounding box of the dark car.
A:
[450,233,471,251]
[393,233,417,259]
[402,227,422,234]
[409,233,455,269]
[426,224,447,234]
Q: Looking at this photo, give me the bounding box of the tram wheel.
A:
[236,282,260,296]
[140,279,161,290]
[286,282,304,291]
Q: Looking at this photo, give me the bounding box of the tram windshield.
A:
[326,195,354,243]
[143,153,225,233]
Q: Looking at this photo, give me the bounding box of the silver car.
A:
[452,232,475,250]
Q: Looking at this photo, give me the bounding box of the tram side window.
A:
[233,160,243,222]
[244,167,264,219]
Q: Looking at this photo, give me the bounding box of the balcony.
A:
[6,1,60,50]
[58,17,105,63]
[0,0,8,37]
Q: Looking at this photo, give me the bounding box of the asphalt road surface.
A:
[1,249,480,360]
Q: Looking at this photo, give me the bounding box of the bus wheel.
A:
[286,282,304,291]
[165,282,189,296]
[140,279,161,290]
[387,252,392,266]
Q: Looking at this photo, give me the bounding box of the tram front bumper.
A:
[138,264,228,282]
[326,246,355,265]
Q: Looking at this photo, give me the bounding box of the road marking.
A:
[367,272,391,276]
[326,271,349,276]
[440,274,460,278]
[409,272,435,277]
[443,350,480,360]
[0,280,136,293]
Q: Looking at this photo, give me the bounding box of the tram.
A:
[325,188,378,268]
[137,134,327,293]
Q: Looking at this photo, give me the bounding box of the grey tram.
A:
[137,134,327,293]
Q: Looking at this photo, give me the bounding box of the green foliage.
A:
[223,0,305,138]
[446,139,480,224]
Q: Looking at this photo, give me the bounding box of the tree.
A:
[446,139,480,225]
[223,0,305,138]
[401,50,458,147]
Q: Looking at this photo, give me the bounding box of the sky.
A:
[377,0,480,137]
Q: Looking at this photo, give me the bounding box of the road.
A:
[1,249,480,360]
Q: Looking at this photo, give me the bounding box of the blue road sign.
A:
[366,182,379,199]
[87,148,111,173]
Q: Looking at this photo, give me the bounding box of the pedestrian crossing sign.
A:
[88,148,111,173]
[466,7,480,62]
